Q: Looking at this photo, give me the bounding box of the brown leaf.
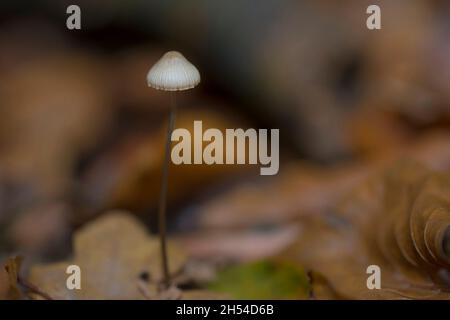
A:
[0,256,23,299]
[29,211,186,299]
[180,225,299,262]
[308,271,348,300]
[286,161,450,299]
[0,265,8,299]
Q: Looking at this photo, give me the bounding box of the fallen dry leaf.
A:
[29,211,186,299]
[0,256,24,300]
[194,163,370,230]
[285,161,450,299]
[308,271,347,300]
[0,264,8,299]
[180,225,299,262]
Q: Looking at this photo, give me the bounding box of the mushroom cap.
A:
[147,51,200,91]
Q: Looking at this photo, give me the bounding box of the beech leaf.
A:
[29,211,186,299]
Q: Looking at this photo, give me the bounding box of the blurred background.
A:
[0,0,450,297]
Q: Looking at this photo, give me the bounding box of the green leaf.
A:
[209,260,310,299]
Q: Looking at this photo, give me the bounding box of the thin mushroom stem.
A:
[158,91,177,288]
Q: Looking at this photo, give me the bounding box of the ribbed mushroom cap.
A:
[147,51,200,91]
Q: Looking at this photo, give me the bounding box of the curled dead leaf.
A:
[286,161,450,299]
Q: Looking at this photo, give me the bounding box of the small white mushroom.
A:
[147,51,200,91]
[147,50,200,288]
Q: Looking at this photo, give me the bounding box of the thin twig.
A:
[137,280,153,300]
[18,276,54,300]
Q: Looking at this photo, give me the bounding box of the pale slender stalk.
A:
[158,91,177,288]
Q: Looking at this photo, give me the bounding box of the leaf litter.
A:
[29,211,187,299]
